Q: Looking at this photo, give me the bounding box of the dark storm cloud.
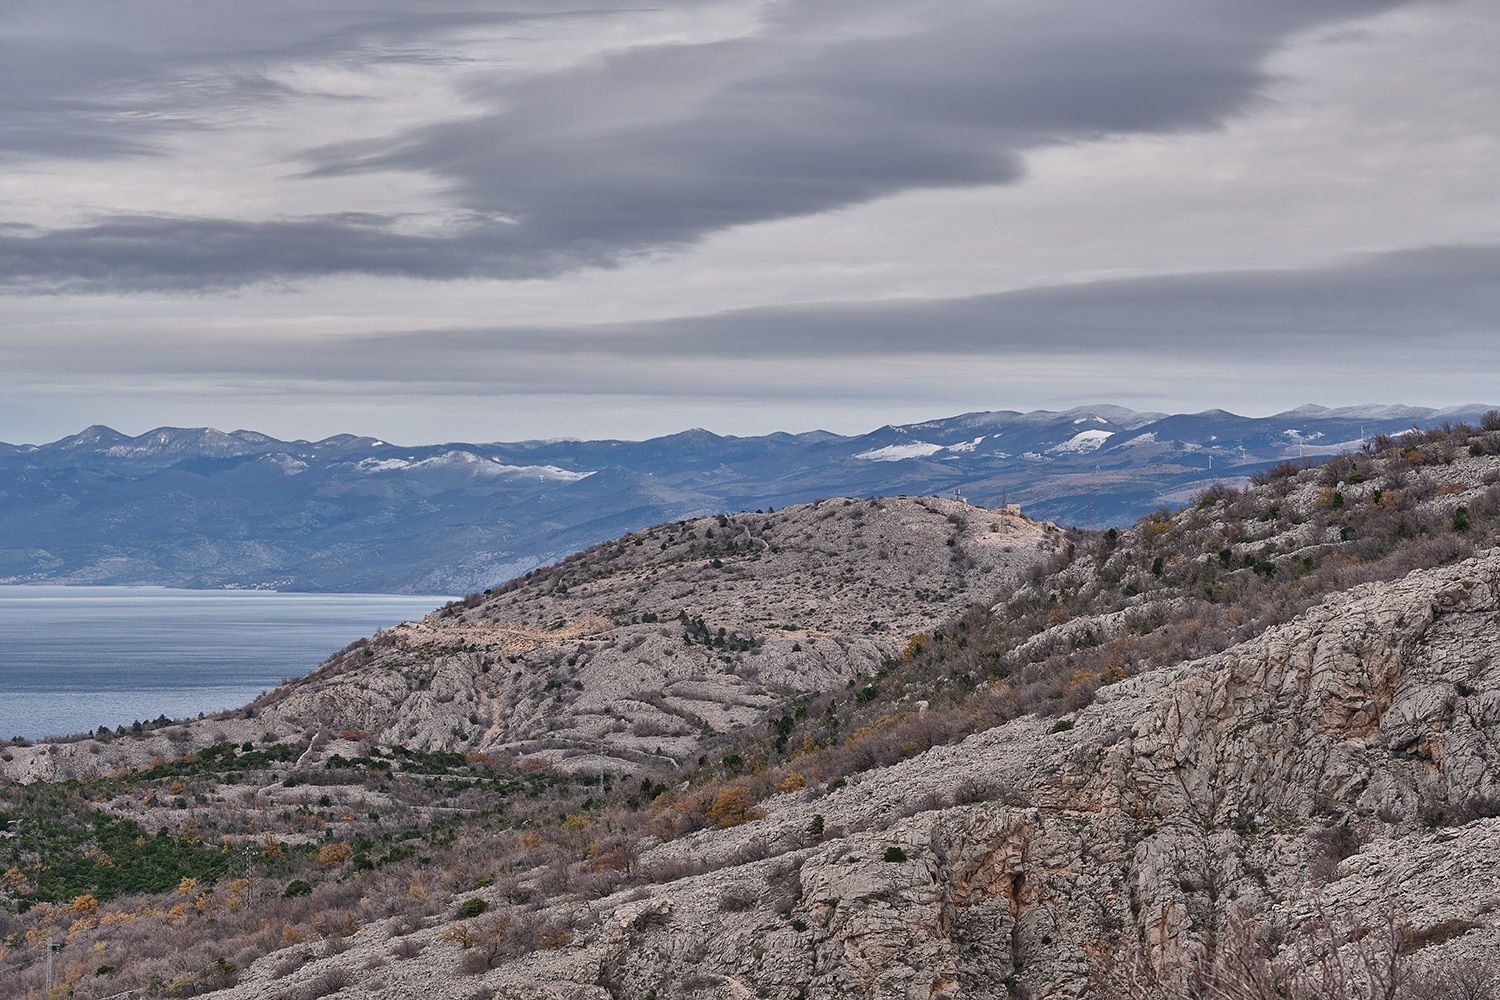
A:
[0,0,1414,291]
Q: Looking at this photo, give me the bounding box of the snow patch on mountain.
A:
[855,442,945,462]
[490,460,593,482]
[358,458,415,472]
[357,452,591,481]
[264,454,308,475]
[1049,430,1114,454]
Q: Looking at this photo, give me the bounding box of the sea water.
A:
[0,586,449,741]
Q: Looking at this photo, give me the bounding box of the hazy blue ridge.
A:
[1,404,1493,594]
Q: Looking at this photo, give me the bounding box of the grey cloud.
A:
[0,2,598,163]
[305,0,1413,267]
[597,242,1500,357]
[1,0,1417,290]
[0,214,550,293]
[8,243,1494,389]
[0,37,182,160]
[8,2,571,61]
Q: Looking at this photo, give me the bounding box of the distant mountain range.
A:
[1,403,1493,593]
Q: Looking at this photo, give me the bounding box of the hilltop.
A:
[2,419,1500,998]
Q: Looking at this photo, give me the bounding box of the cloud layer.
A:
[1,0,1496,441]
[9,242,1495,400]
[1,0,1412,291]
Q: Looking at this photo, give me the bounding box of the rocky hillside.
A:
[0,496,1060,784]
[3,423,1500,999]
[197,547,1500,1000]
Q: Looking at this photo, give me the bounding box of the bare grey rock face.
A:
[182,547,1500,1000]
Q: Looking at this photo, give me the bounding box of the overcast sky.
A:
[2,0,1497,445]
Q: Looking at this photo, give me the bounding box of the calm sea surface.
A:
[0,587,449,741]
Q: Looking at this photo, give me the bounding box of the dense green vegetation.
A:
[1,787,226,903]
[0,741,602,907]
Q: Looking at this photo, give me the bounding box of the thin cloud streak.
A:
[6,242,1495,383]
